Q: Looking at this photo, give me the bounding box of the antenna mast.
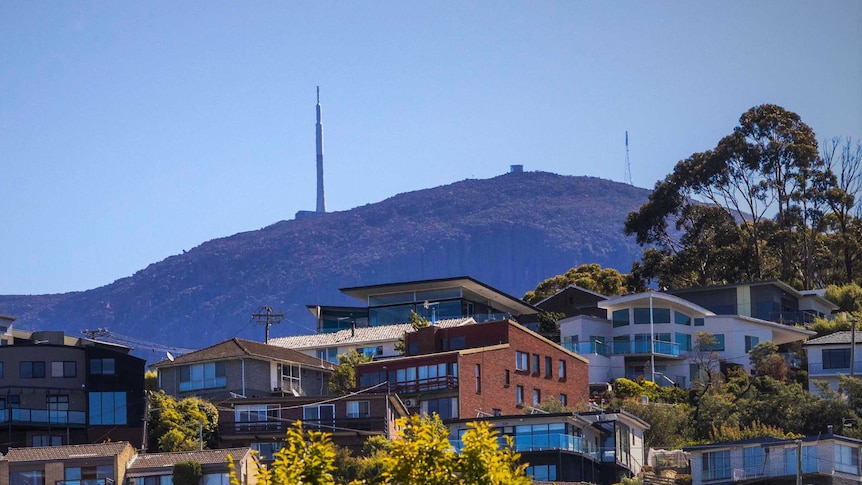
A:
[252,306,284,343]
[625,131,633,185]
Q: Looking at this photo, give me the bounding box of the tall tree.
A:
[328,349,374,395]
[146,391,218,452]
[823,137,862,282]
[524,263,633,303]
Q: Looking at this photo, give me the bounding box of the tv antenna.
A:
[252,306,284,343]
[624,131,633,185]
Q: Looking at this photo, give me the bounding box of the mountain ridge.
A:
[0,171,651,349]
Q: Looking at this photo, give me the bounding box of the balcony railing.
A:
[808,362,862,375]
[388,376,458,394]
[57,480,115,485]
[451,433,601,460]
[565,340,680,358]
[223,417,387,435]
[768,310,820,325]
[0,408,87,426]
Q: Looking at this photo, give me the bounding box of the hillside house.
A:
[356,319,589,419]
[804,331,862,393]
[0,330,146,452]
[151,338,334,400]
[448,410,649,484]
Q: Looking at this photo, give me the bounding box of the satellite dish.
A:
[166,351,175,362]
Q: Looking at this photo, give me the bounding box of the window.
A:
[0,361,3,378]
[357,346,383,357]
[252,442,284,460]
[504,369,510,386]
[20,361,46,378]
[823,349,851,369]
[634,307,670,324]
[694,318,705,326]
[235,404,280,431]
[544,356,552,378]
[743,446,765,477]
[785,446,817,474]
[420,397,458,420]
[745,336,760,353]
[89,392,127,425]
[701,334,726,352]
[675,333,692,352]
[515,351,529,371]
[516,385,524,405]
[835,444,859,474]
[702,450,731,480]
[202,474,231,485]
[47,395,69,423]
[131,477,173,485]
[51,361,76,378]
[526,464,557,481]
[90,358,115,375]
[475,364,481,393]
[559,393,567,406]
[279,363,302,393]
[532,354,540,375]
[612,309,630,327]
[33,435,62,446]
[346,400,370,418]
[303,404,335,430]
[179,362,227,391]
[675,311,691,326]
[532,389,541,405]
[11,471,45,485]
[558,359,566,379]
[316,347,338,363]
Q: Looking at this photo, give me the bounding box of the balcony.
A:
[808,362,862,375]
[563,341,609,357]
[451,433,601,461]
[0,408,87,426]
[222,417,387,435]
[388,376,458,394]
[565,340,680,358]
[768,310,820,325]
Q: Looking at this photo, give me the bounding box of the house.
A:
[533,285,609,319]
[668,280,837,325]
[558,291,815,389]
[0,441,137,485]
[0,330,146,452]
[804,331,862,393]
[447,409,649,485]
[308,276,540,333]
[216,393,408,456]
[150,338,335,400]
[356,319,589,419]
[269,317,475,363]
[126,447,258,485]
[685,433,862,485]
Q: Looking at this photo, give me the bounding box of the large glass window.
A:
[303,404,335,430]
[47,395,69,423]
[11,471,45,485]
[675,333,692,351]
[89,392,127,425]
[420,397,457,420]
[823,349,851,369]
[675,311,691,326]
[179,362,227,391]
[835,444,859,474]
[20,361,45,378]
[202,474,231,485]
[635,308,670,324]
[785,446,817,474]
[743,446,765,477]
[612,309,630,327]
[526,464,557,481]
[702,450,730,480]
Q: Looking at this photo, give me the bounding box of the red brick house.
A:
[357,319,589,419]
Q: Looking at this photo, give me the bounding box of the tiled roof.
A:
[804,331,857,346]
[128,448,252,470]
[3,441,133,462]
[150,338,334,370]
[268,317,474,350]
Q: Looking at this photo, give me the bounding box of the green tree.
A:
[328,350,374,395]
[821,137,862,283]
[524,263,634,303]
[825,283,862,313]
[147,391,218,452]
[536,311,565,342]
[394,310,430,355]
[456,421,531,485]
[173,462,203,485]
[749,341,788,381]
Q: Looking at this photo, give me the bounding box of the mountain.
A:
[0,171,651,350]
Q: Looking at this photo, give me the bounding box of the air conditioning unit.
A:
[403,398,418,407]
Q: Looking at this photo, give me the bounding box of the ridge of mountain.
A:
[0,171,651,349]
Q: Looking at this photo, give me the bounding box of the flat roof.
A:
[339,276,539,316]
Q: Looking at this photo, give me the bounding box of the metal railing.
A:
[57,480,115,485]
[0,408,87,425]
[389,376,458,394]
[808,362,862,375]
[564,340,680,358]
[451,433,601,460]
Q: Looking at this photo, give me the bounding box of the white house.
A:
[804,330,862,393]
[559,291,815,389]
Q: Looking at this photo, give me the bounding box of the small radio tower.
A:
[252,306,284,343]
[624,131,633,185]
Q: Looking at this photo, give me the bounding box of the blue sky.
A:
[1,1,860,295]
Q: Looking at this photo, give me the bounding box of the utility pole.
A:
[851,316,858,377]
[253,306,284,344]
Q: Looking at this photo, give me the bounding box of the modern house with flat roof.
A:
[559,291,815,389]
[309,276,540,333]
[448,410,649,484]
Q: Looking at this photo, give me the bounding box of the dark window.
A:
[504,369,510,386]
[532,354,540,375]
[612,309,630,327]
[449,336,466,350]
[90,358,116,375]
[544,356,552,378]
[560,393,567,406]
[51,361,77,378]
[89,392,127,425]
[516,385,524,404]
[475,364,481,393]
[824,349,851,369]
[20,361,46,378]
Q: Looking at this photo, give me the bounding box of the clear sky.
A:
[1,1,860,295]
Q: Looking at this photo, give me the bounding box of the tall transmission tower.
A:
[625,131,633,185]
[252,306,284,343]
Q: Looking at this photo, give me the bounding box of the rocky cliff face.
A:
[0,172,650,349]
